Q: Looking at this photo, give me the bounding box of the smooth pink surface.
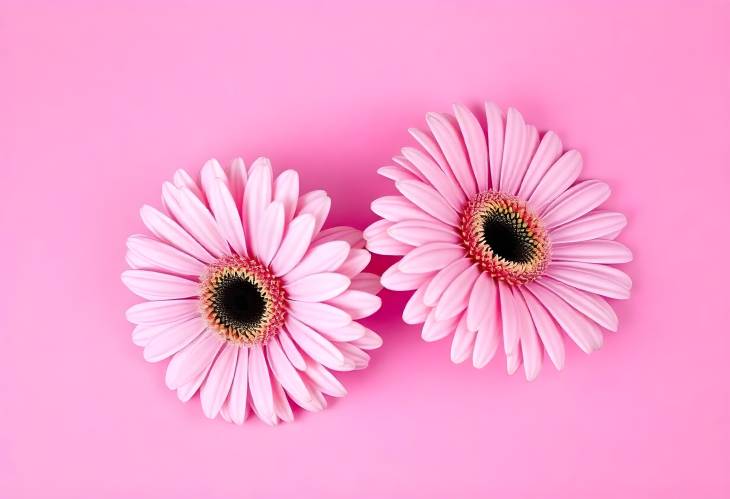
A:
[2,1,729,497]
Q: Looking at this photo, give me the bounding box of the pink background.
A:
[2,1,729,498]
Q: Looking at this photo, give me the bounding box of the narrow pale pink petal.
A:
[126,299,199,325]
[542,180,611,228]
[248,345,276,426]
[472,287,500,368]
[512,290,543,381]
[435,264,480,320]
[298,377,327,412]
[485,101,505,190]
[423,258,471,307]
[227,157,247,212]
[253,201,285,265]
[140,205,213,263]
[285,316,347,369]
[278,328,306,370]
[537,277,619,331]
[546,261,631,299]
[326,290,381,320]
[453,104,488,192]
[421,309,459,342]
[267,337,311,404]
[176,359,215,403]
[349,272,383,294]
[337,249,371,277]
[317,321,368,342]
[121,270,199,300]
[401,146,466,211]
[551,240,633,264]
[549,211,628,243]
[498,281,520,357]
[403,285,430,324]
[526,284,603,353]
[176,187,231,257]
[296,191,331,235]
[334,342,370,370]
[271,376,293,423]
[132,324,162,347]
[313,226,363,247]
[165,330,224,389]
[388,220,459,246]
[363,218,392,241]
[228,346,249,424]
[366,231,413,256]
[304,357,347,397]
[392,154,428,181]
[286,272,350,302]
[270,214,316,276]
[377,165,420,183]
[200,343,238,419]
[371,195,438,224]
[351,328,383,350]
[173,168,206,202]
[206,178,247,256]
[285,241,350,282]
[200,159,228,200]
[288,301,352,330]
[426,112,477,196]
[466,272,496,332]
[399,242,464,273]
[499,107,527,194]
[528,150,582,212]
[244,158,273,249]
[127,234,206,276]
[519,288,565,371]
[518,131,562,200]
[450,314,476,364]
[273,169,300,223]
[381,262,434,291]
[143,316,208,362]
[408,127,450,173]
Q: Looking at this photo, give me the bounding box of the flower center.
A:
[460,190,550,285]
[200,256,286,345]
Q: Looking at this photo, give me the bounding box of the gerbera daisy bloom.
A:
[365,103,632,380]
[122,157,382,424]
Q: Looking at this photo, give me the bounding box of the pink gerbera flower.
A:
[365,103,632,380]
[122,157,382,424]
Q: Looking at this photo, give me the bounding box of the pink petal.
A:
[200,159,228,195]
[200,343,238,419]
[314,226,363,247]
[526,284,603,353]
[206,178,247,256]
[498,281,520,358]
[349,272,383,294]
[518,131,562,200]
[371,195,438,224]
[266,337,311,404]
[172,168,206,202]
[499,107,528,194]
[408,127,450,174]
[252,201,285,266]
[176,358,215,402]
[271,376,293,423]
[337,249,371,278]
[399,242,464,273]
[435,264,480,320]
[271,214,316,276]
[377,165,420,183]
[288,301,352,330]
[472,291,500,368]
[466,272,496,332]
[334,342,370,370]
[165,330,224,389]
[244,158,273,249]
[551,240,632,264]
[140,205,213,263]
[453,104,489,193]
[363,218,393,240]
[285,241,350,282]
[227,157,247,211]
[381,262,433,291]
[326,290,381,320]
[528,150,582,213]
[131,322,170,347]
[421,309,459,342]
[304,357,347,397]
[549,211,628,244]
[546,261,632,299]
[426,112,477,196]
[317,321,368,342]
[285,316,347,370]
[121,270,199,300]
[227,346,249,424]
[484,101,505,190]
[450,314,476,364]
[175,186,230,257]
[423,258,471,307]
[286,272,350,302]
[126,299,199,325]
[248,345,276,426]
[273,169,299,224]
[143,316,208,362]
[388,220,459,246]
[392,154,428,182]
[365,220,412,256]
[519,288,565,371]
[537,277,619,331]
[296,191,331,235]
[512,290,543,381]
[401,146,465,211]
[542,180,611,228]
[351,328,383,350]
[127,235,205,276]
[278,329,306,370]
[403,285,430,324]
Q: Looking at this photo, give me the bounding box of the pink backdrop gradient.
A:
[2,1,729,498]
